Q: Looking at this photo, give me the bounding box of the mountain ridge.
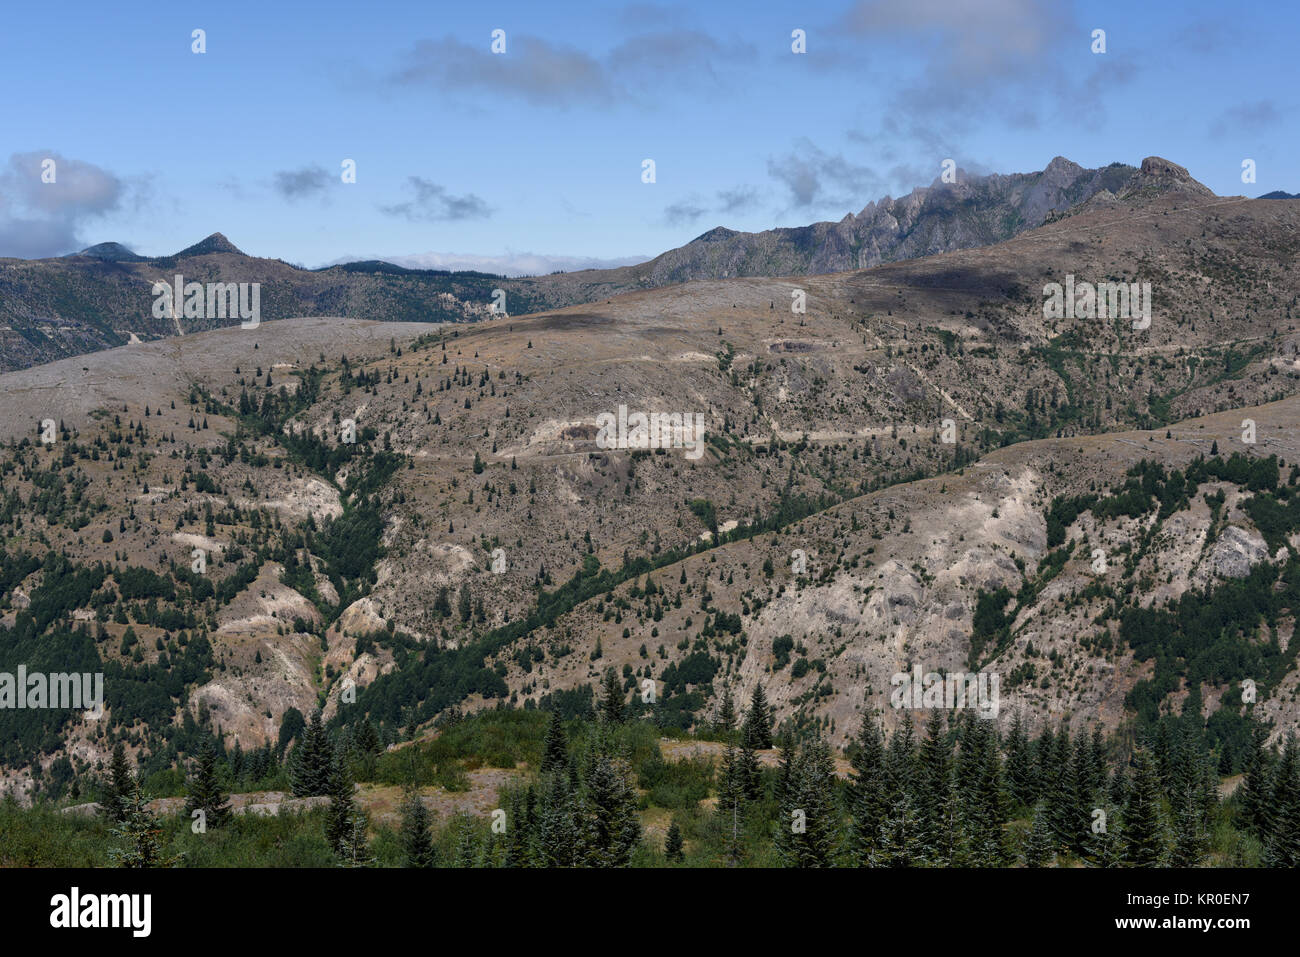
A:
[0,156,1228,374]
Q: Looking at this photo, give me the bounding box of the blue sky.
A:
[0,0,1294,271]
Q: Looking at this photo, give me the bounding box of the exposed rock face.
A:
[636,158,1143,285]
[1209,525,1269,579]
[1118,156,1217,200]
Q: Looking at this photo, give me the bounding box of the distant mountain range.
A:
[0,156,1254,372]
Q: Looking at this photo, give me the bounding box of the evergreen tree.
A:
[290,710,333,797]
[1122,747,1167,867]
[458,582,472,622]
[776,736,840,867]
[229,741,245,785]
[183,740,232,829]
[1237,722,1271,837]
[583,755,641,867]
[1170,789,1208,867]
[963,719,1008,866]
[1108,765,1130,808]
[740,684,773,751]
[536,774,582,867]
[1152,721,1174,791]
[353,719,382,778]
[453,814,480,868]
[1087,726,1108,797]
[715,685,737,735]
[102,742,135,823]
[1045,726,1077,854]
[539,711,569,775]
[399,785,436,868]
[1096,813,1124,869]
[737,740,763,801]
[502,789,531,868]
[914,713,954,865]
[1262,733,1300,867]
[846,718,889,865]
[1065,735,1097,858]
[1168,721,1201,820]
[878,714,918,867]
[108,776,175,868]
[276,706,305,756]
[1004,711,1037,811]
[336,810,374,867]
[599,669,626,724]
[1022,802,1054,867]
[325,749,356,854]
[665,818,685,862]
[715,743,747,866]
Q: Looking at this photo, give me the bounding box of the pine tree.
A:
[1262,733,1300,867]
[583,755,641,867]
[458,582,472,622]
[776,736,840,868]
[1066,736,1097,858]
[715,743,746,866]
[1237,722,1271,837]
[399,785,436,867]
[1046,726,1078,855]
[108,776,175,868]
[1087,726,1108,797]
[963,720,1008,866]
[1022,801,1054,867]
[878,714,918,867]
[1168,721,1201,820]
[452,814,479,868]
[846,719,889,865]
[1108,765,1130,808]
[879,780,918,868]
[715,686,737,736]
[184,740,231,829]
[336,810,374,867]
[599,669,625,724]
[502,786,536,868]
[325,750,356,854]
[1169,789,1208,867]
[539,710,569,775]
[914,713,953,865]
[1153,721,1174,791]
[1096,812,1124,868]
[1003,711,1037,811]
[664,819,685,863]
[1122,747,1167,867]
[290,710,333,797]
[740,684,773,750]
[102,742,135,823]
[737,740,763,801]
[354,719,382,776]
[536,774,582,867]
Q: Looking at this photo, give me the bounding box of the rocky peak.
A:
[175,232,245,258]
[1120,156,1215,199]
